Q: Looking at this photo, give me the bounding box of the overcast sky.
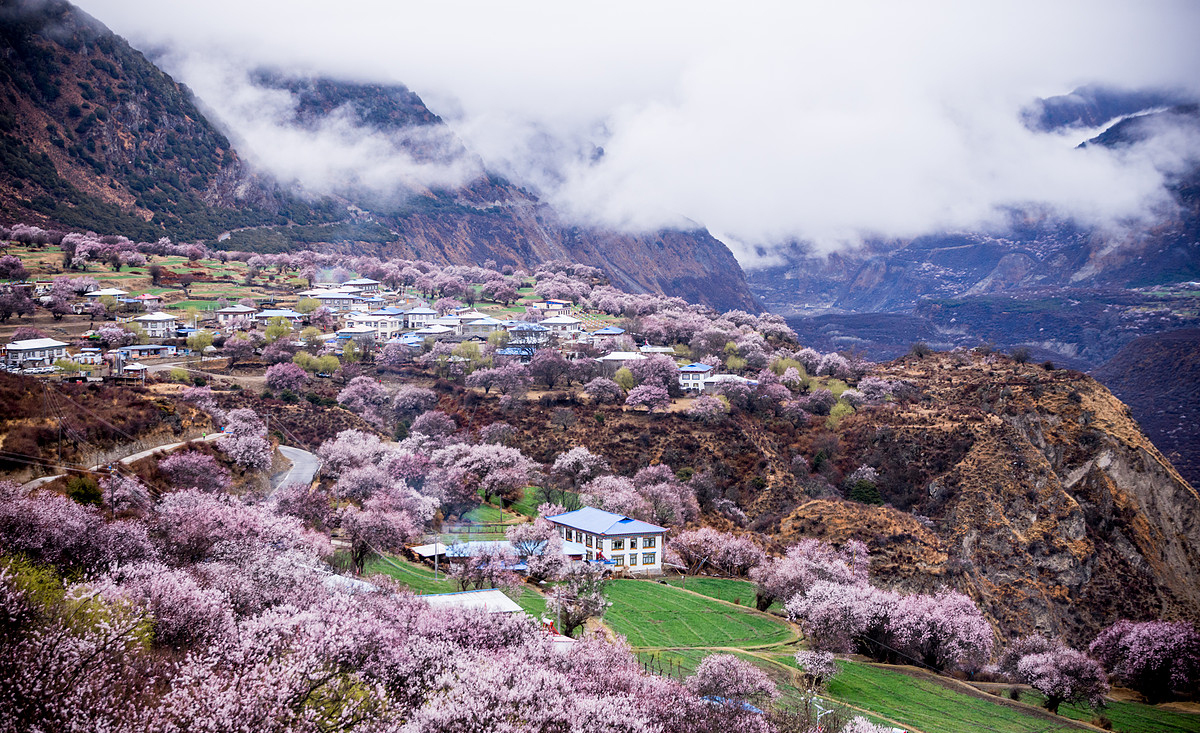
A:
[78,0,1200,265]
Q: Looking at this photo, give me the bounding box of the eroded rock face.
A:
[801,354,1200,645]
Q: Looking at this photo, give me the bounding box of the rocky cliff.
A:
[819,354,1200,645]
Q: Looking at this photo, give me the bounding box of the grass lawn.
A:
[603,579,794,649]
[823,660,1085,733]
[362,553,547,618]
[363,554,458,595]
[660,576,782,612]
[1021,690,1200,733]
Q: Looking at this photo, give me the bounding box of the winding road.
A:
[272,445,322,490]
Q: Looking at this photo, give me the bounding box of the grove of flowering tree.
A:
[217,408,272,472]
[1089,619,1200,702]
[751,538,869,611]
[158,450,232,494]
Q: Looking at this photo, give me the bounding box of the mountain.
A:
[748,102,1200,366]
[0,0,327,240]
[1093,328,1200,490]
[0,0,758,311]
[1020,84,1193,133]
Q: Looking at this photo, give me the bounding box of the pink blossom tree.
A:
[686,395,728,423]
[272,482,333,530]
[1089,620,1200,702]
[528,349,570,389]
[750,539,869,611]
[98,473,151,515]
[551,446,610,492]
[686,653,778,706]
[392,385,438,421]
[265,362,308,393]
[159,451,231,493]
[625,384,671,413]
[584,376,624,403]
[794,650,838,691]
[411,410,458,438]
[887,589,994,673]
[218,408,272,472]
[669,528,764,577]
[338,496,423,575]
[1017,647,1110,714]
[547,561,611,638]
[630,354,679,391]
[338,376,392,430]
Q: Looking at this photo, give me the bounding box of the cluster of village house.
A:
[4,277,757,393]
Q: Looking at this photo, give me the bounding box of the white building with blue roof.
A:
[545,507,667,574]
[678,362,715,391]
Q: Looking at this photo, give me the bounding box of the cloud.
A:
[168,56,481,199]
[78,0,1200,264]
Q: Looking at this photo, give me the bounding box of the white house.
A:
[701,373,758,394]
[639,345,676,355]
[133,311,178,339]
[72,347,103,366]
[596,351,648,369]
[341,277,381,293]
[541,314,583,336]
[526,300,572,318]
[4,338,68,368]
[254,309,305,326]
[404,307,437,329]
[678,362,715,391]
[311,290,364,313]
[413,324,456,341]
[214,303,258,325]
[83,287,128,299]
[420,589,524,614]
[343,312,405,341]
[461,316,506,337]
[545,507,668,574]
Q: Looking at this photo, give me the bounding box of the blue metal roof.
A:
[679,362,714,372]
[545,507,667,535]
[508,322,549,332]
[592,326,626,335]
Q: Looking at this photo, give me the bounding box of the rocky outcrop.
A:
[825,354,1200,645]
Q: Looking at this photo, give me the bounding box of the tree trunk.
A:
[755,593,772,612]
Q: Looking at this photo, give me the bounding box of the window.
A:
[585,535,593,548]
[643,553,656,565]
[611,538,624,550]
[628,537,638,550]
[614,555,624,566]
[586,552,593,562]
[644,537,657,548]
[628,554,637,566]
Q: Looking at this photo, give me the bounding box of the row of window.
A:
[567,528,657,550]
[614,553,656,567]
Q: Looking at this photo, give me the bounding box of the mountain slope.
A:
[0,1,757,311]
[0,0,327,240]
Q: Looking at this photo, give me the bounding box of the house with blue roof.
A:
[678,362,715,392]
[591,326,626,337]
[545,507,667,574]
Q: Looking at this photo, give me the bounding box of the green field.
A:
[659,576,780,611]
[603,579,794,649]
[824,660,1083,733]
[1021,690,1200,733]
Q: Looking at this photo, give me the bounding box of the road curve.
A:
[273,445,321,490]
